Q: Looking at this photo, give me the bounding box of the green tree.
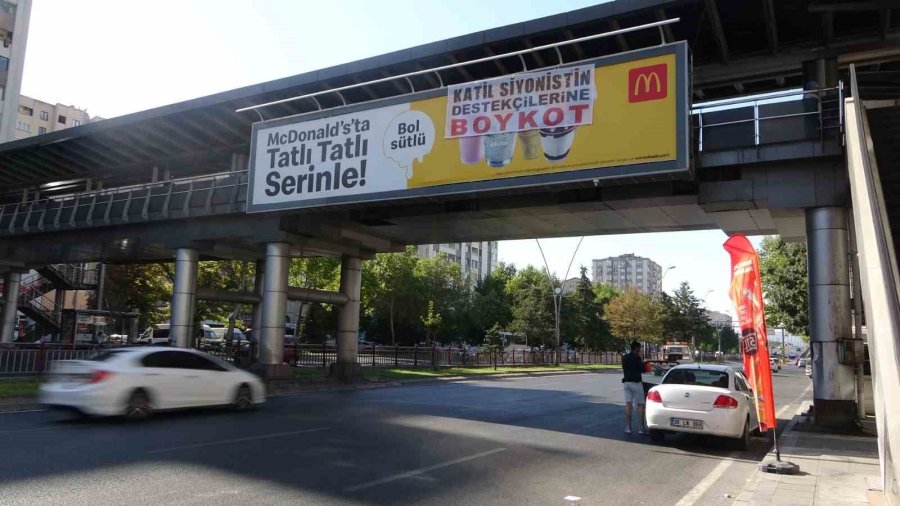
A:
[561,267,613,351]
[420,300,443,346]
[482,322,504,370]
[758,236,809,339]
[362,247,419,344]
[469,263,516,341]
[604,288,663,346]
[660,282,713,349]
[414,254,466,344]
[508,266,556,348]
[193,260,255,326]
[593,282,620,306]
[103,263,172,329]
[289,257,341,342]
[718,326,740,353]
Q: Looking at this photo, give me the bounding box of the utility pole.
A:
[554,287,562,366]
[781,328,786,360]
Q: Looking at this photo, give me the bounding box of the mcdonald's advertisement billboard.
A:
[247,42,689,212]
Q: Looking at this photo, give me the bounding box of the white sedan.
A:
[645,364,759,449]
[40,348,265,419]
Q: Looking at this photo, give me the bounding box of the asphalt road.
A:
[0,363,811,506]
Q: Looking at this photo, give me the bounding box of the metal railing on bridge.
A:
[0,170,250,236]
[693,84,844,152]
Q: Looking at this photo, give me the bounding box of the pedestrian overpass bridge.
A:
[0,1,899,499]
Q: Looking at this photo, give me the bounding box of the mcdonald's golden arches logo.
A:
[628,63,668,103]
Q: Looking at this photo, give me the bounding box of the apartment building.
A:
[591,253,662,295]
[0,0,31,142]
[416,242,499,283]
[15,95,96,139]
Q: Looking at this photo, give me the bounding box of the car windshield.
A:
[663,368,730,388]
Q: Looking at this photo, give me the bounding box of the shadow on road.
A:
[0,372,804,504]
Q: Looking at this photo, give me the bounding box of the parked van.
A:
[137,323,215,346]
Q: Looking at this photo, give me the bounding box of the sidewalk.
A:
[734,406,883,506]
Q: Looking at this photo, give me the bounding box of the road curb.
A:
[267,368,621,397]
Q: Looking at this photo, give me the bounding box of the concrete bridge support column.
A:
[170,248,198,348]
[806,207,857,426]
[0,272,21,344]
[331,255,361,382]
[254,242,291,378]
[251,259,264,343]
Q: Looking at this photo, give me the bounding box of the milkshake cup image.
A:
[458,135,484,165]
[539,126,577,162]
[517,130,542,160]
[483,132,517,168]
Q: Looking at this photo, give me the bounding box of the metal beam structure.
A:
[170,248,198,348]
[704,0,729,64]
[256,242,290,377]
[806,207,857,426]
[332,255,362,381]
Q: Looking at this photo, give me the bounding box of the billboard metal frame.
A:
[247,42,689,214]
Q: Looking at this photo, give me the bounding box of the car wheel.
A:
[734,418,750,451]
[232,384,254,412]
[125,390,153,421]
[649,429,665,443]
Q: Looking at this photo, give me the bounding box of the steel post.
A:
[258,243,288,368]
[806,207,857,426]
[332,255,361,381]
[0,272,21,343]
[170,248,198,348]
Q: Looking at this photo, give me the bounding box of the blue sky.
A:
[20,0,770,319]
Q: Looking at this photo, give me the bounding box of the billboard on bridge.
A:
[247,42,688,212]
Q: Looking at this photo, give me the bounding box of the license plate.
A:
[670,418,703,429]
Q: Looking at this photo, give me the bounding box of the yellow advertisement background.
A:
[407,53,677,189]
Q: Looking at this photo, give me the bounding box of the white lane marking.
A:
[564,495,582,501]
[0,425,65,435]
[673,451,739,506]
[0,409,46,414]
[343,448,507,492]
[147,427,327,454]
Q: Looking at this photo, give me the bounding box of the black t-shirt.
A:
[622,352,643,383]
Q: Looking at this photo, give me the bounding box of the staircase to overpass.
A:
[844,66,900,506]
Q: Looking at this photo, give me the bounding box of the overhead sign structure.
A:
[247,42,689,212]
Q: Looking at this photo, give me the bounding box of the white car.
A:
[770,357,782,372]
[40,348,265,419]
[646,364,758,449]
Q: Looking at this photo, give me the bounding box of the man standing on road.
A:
[622,341,647,435]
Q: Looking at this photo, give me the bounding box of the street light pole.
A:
[535,237,584,367]
[554,287,562,365]
[657,265,676,296]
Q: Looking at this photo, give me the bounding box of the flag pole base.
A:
[759,459,800,475]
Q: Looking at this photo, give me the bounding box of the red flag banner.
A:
[723,234,777,432]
